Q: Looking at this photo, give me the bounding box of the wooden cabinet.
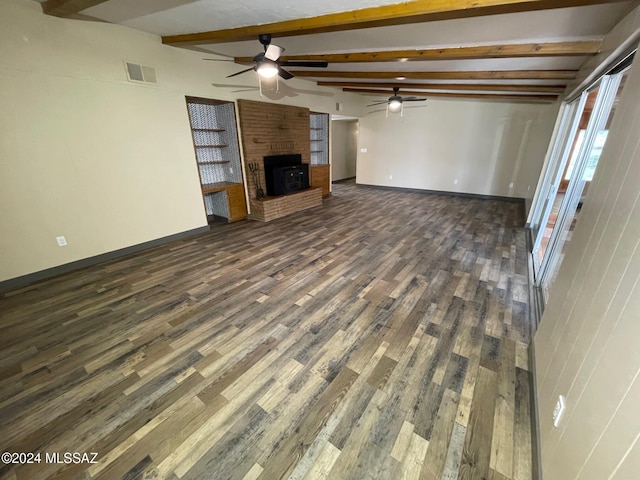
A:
[200,182,247,223]
[310,165,330,197]
[226,183,248,221]
[186,97,247,223]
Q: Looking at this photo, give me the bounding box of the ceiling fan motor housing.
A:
[258,34,272,47]
[227,34,327,80]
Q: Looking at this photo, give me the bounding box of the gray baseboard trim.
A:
[0,226,211,295]
[525,197,533,216]
[355,182,526,203]
[529,339,544,480]
[526,228,544,480]
[332,176,356,184]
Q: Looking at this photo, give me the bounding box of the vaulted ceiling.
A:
[38,0,637,103]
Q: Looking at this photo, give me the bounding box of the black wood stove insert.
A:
[263,154,310,196]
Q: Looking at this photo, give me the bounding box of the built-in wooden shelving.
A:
[186,96,247,223]
[310,112,330,196]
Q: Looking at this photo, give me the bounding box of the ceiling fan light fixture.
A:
[256,59,278,78]
[388,99,402,112]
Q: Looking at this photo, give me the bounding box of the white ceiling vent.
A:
[125,62,157,84]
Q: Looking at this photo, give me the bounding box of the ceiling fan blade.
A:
[265,43,284,61]
[203,58,234,62]
[367,101,389,107]
[278,67,294,80]
[212,82,255,88]
[280,60,328,68]
[226,67,255,78]
[404,98,427,102]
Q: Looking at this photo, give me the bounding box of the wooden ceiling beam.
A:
[294,70,578,80]
[317,81,567,93]
[235,40,602,64]
[162,0,628,46]
[353,88,558,102]
[40,0,109,17]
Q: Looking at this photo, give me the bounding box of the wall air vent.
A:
[125,62,157,84]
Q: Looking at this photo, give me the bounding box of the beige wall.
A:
[331,120,358,181]
[534,6,640,479]
[355,99,558,200]
[0,0,361,283]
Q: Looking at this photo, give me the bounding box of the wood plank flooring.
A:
[0,183,532,480]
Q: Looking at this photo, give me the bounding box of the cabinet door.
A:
[310,165,330,196]
[226,184,248,222]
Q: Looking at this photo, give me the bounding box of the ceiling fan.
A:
[367,88,427,116]
[227,34,328,80]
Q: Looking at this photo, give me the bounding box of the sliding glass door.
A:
[537,71,626,300]
[530,66,629,303]
[529,94,586,265]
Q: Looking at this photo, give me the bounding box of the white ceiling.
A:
[81,0,431,35]
[40,0,638,98]
[82,2,629,53]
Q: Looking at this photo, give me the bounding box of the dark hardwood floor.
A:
[0,183,532,480]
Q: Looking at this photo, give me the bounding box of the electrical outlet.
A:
[56,236,68,247]
[229,167,233,174]
[360,147,368,153]
[454,179,458,185]
[553,395,566,427]
[389,174,393,180]
[509,182,514,189]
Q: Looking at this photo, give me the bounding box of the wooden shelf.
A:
[201,181,242,194]
[310,112,330,197]
[186,97,247,223]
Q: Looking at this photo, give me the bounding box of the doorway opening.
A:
[330,116,359,183]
